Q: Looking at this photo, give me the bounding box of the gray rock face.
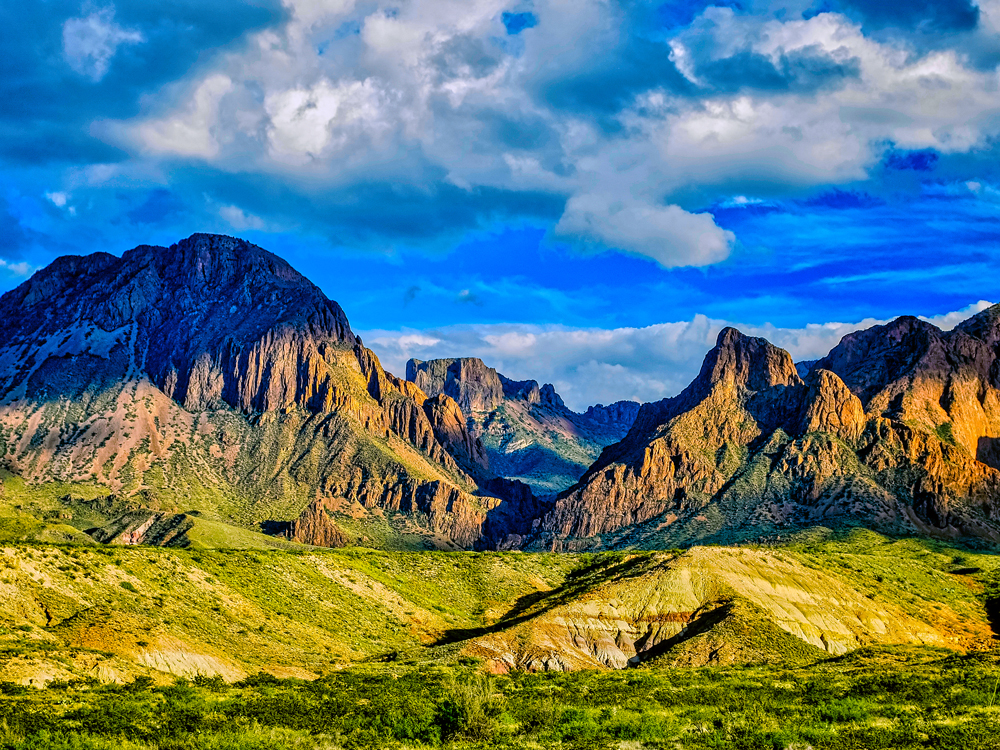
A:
[407,358,505,414]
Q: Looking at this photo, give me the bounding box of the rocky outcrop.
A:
[407,358,505,414]
[287,497,350,548]
[582,400,642,427]
[521,321,1000,549]
[87,511,194,547]
[816,314,1000,459]
[0,234,508,550]
[799,369,866,443]
[419,393,491,478]
[406,357,640,494]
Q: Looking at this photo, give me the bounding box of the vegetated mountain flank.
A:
[407,357,639,494]
[519,312,1000,551]
[0,233,527,550]
[1,530,993,686]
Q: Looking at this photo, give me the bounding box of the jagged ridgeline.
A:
[2,232,1000,553]
[406,357,639,494]
[521,320,1000,550]
[0,234,539,550]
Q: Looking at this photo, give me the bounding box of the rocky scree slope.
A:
[407,357,639,494]
[518,314,1000,550]
[0,234,516,549]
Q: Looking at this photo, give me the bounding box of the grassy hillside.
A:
[0,544,582,686]
[0,528,995,687]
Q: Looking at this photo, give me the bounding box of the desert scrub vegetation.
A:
[1,647,1000,749]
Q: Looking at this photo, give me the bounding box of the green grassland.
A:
[2,647,1000,749]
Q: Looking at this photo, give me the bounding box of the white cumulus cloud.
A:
[137,75,233,158]
[100,0,1000,265]
[62,5,143,82]
[554,193,735,267]
[0,259,35,277]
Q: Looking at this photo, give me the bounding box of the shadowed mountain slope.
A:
[407,357,639,494]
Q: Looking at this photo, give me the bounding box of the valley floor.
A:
[2,647,1000,749]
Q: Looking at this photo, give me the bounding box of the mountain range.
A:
[406,356,639,494]
[1,233,999,553]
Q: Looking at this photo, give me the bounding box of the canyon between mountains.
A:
[1,233,999,684]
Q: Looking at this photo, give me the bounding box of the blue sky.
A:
[2,0,999,408]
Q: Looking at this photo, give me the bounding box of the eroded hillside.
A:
[1,531,994,686]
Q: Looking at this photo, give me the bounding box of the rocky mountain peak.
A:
[125,233,309,291]
[407,358,505,414]
[582,401,642,426]
[0,233,511,551]
[958,303,1000,349]
[8,252,118,309]
[799,369,865,443]
[407,356,640,494]
[0,232,368,416]
[1,233,355,347]
[539,383,565,409]
[816,316,942,404]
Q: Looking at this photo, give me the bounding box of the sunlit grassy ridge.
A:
[0,544,583,684]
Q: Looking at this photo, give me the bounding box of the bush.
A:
[191,674,227,692]
[436,673,507,741]
[0,681,30,696]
